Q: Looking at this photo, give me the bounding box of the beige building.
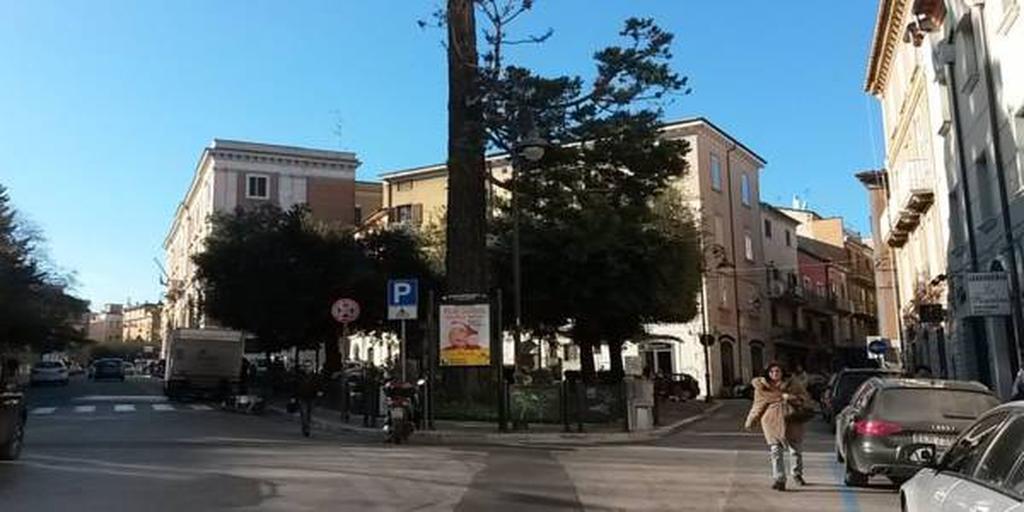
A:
[122,303,162,346]
[163,140,363,353]
[378,117,769,396]
[87,304,124,344]
[862,0,1024,395]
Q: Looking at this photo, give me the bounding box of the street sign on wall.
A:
[965,272,1010,317]
[387,279,419,320]
[866,336,889,356]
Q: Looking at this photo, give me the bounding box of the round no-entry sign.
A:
[331,298,360,324]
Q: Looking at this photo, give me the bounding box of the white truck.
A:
[164,328,246,400]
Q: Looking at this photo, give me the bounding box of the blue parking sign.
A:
[387,279,418,320]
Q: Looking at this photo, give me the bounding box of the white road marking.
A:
[74,395,168,403]
[30,407,57,415]
[74,405,97,413]
[189,404,213,411]
[152,404,175,412]
[114,404,136,412]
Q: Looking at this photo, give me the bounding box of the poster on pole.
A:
[439,303,491,366]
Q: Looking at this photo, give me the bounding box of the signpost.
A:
[866,336,889,361]
[388,279,418,381]
[331,298,359,421]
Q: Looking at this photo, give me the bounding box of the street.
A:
[0,378,900,511]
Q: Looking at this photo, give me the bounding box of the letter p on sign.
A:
[387,279,418,320]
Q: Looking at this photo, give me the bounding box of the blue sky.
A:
[0,1,884,309]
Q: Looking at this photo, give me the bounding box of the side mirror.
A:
[896,443,938,468]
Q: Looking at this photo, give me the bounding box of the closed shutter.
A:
[412,204,424,225]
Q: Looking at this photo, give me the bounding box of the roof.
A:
[761,202,800,225]
[867,377,993,393]
[378,116,766,180]
[211,139,358,162]
[855,169,887,188]
[797,235,847,263]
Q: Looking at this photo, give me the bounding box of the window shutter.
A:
[412,204,424,225]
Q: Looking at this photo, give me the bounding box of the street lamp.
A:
[512,130,546,371]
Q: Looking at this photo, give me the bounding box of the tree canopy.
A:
[193,204,439,371]
[0,184,90,356]
[476,9,702,380]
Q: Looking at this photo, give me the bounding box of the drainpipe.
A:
[971,0,1024,377]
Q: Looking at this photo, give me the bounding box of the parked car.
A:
[899,401,1024,511]
[823,367,903,426]
[836,377,999,487]
[29,361,69,386]
[91,359,126,381]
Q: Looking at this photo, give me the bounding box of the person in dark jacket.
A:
[293,368,324,437]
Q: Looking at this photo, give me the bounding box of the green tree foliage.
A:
[0,184,90,355]
[193,204,438,371]
[478,10,701,380]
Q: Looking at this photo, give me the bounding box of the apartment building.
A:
[862,0,1024,395]
[122,303,162,346]
[87,304,124,344]
[378,117,769,397]
[761,204,808,370]
[163,140,362,351]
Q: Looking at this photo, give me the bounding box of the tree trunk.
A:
[607,339,625,382]
[445,0,488,295]
[579,342,596,382]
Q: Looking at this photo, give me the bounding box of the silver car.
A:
[900,402,1024,511]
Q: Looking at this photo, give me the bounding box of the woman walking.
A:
[744,362,812,491]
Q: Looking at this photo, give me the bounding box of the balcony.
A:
[767,277,806,304]
[892,159,936,215]
[880,207,908,248]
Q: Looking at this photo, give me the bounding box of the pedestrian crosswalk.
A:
[30,403,217,416]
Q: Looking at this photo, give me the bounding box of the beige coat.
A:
[744,377,811,445]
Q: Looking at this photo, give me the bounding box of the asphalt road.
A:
[1,379,900,511]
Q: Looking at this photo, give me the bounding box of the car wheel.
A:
[844,459,869,487]
[0,417,25,461]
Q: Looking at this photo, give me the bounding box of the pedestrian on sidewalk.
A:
[744,362,813,492]
[293,367,324,437]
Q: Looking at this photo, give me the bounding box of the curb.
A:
[267,401,725,446]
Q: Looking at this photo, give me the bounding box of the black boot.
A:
[793,475,806,486]
[772,480,786,491]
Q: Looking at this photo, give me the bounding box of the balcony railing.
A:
[891,159,936,215]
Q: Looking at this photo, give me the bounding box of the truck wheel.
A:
[0,417,25,460]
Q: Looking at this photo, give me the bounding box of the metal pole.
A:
[341,323,349,422]
[400,320,407,382]
[496,289,507,432]
[512,160,522,370]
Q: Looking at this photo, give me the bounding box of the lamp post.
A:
[512,131,546,370]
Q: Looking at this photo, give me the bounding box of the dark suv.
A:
[835,378,999,487]
[1,359,27,460]
[822,368,903,427]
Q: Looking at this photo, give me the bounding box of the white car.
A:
[29,361,69,386]
[901,402,1024,511]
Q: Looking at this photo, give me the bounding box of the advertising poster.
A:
[439,303,491,366]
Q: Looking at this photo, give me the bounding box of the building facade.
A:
[87,304,124,344]
[121,303,162,346]
[863,0,1024,396]
[163,140,362,353]
[378,117,769,397]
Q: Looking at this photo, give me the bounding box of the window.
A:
[710,153,722,191]
[741,173,751,206]
[354,205,363,225]
[958,15,980,92]
[720,286,728,308]
[974,416,1024,490]
[942,412,1010,477]
[785,229,792,247]
[246,174,269,199]
[764,219,772,239]
[770,304,779,326]
[744,232,754,261]
[713,216,724,244]
[803,276,811,290]
[396,180,414,191]
[393,204,413,223]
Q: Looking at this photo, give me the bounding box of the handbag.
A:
[785,403,816,423]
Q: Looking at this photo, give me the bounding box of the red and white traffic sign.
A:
[331,298,360,324]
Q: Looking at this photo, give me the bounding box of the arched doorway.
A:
[719,336,735,390]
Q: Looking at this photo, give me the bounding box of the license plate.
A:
[913,434,954,447]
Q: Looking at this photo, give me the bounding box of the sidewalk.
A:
[266,397,723,446]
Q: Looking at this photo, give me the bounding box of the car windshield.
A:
[873,389,1000,422]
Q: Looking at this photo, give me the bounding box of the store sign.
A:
[965,272,1011,317]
